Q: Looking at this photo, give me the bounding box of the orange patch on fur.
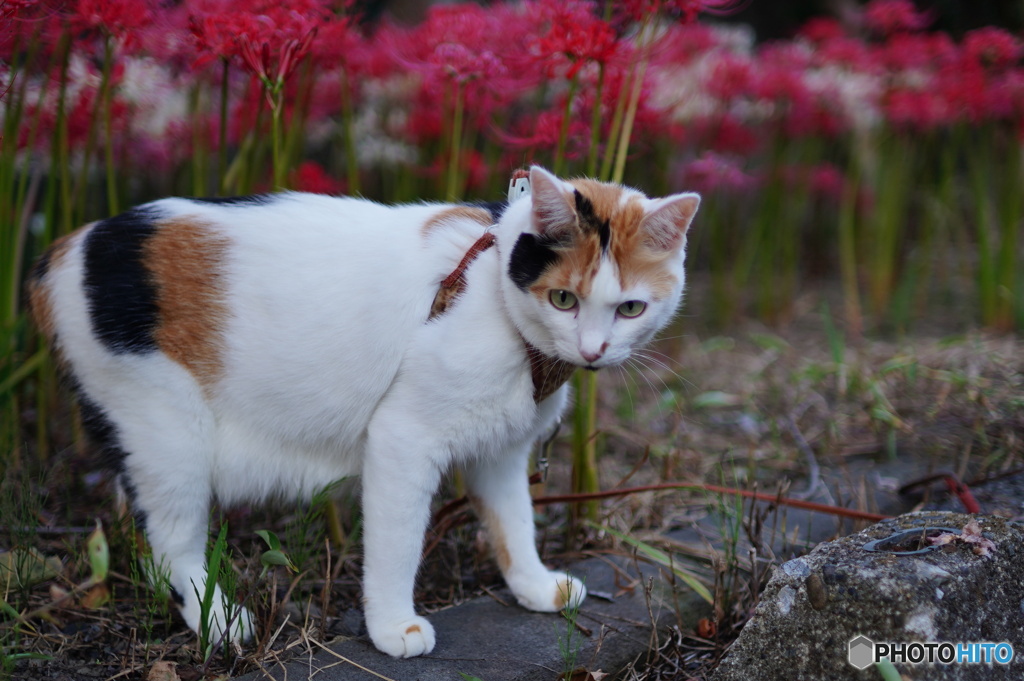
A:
[146,218,230,389]
[528,233,601,302]
[536,178,678,300]
[405,625,421,635]
[575,181,680,300]
[552,578,572,610]
[469,496,512,574]
[27,230,78,366]
[421,205,492,238]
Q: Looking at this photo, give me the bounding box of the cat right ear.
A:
[639,193,701,253]
[529,166,577,243]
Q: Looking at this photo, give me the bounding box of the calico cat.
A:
[28,166,699,658]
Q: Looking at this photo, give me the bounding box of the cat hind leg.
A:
[82,384,255,644]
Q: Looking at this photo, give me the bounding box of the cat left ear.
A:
[529,166,578,243]
[639,193,700,253]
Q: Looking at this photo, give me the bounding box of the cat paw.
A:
[511,571,587,613]
[368,615,436,658]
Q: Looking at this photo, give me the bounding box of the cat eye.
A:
[549,289,578,311]
[617,300,647,318]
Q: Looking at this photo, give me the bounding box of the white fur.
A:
[40,168,698,658]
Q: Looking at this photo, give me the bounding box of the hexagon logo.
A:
[849,635,875,670]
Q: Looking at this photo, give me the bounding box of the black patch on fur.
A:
[574,190,610,252]
[509,233,561,291]
[84,209,160,354]
[187,194,274,206]
[473,200,508,223]
[78,391,127,472]
[74,382,146,529]
[169,586,185,606]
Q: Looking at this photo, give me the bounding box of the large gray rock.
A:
[712,511,1024,681]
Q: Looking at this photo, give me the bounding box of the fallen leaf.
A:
[147,661,181,681]
[0,549,63,588]
[79,583,110,609]
[697,617,717,638]
[960,519,996,557]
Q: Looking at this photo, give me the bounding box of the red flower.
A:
[71,0,154,48]
[528,0,618,79]
[962,27,1022,71]
[704,54,754,102]
[616,0,743,26]
[863,0,930,37]
[798,17,846,45]
[680,152,756,194]
[188,0,328,81]
[292,161,343,194]
[880,33,956,70]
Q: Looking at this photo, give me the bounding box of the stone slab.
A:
[237,552,709,681]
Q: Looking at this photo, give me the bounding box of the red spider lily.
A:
[680,116,760,156]
[879,32,957,70]
[501,107,591,157]
[652,23,718,66]
[704,53,754,102]
[962,27,1022,71]
[396,5,511,86]
[292,160,343,194]
[189,9,253,69]
[188,1,329,82]
[679,152,756,194]
[527,0,618,79]
[815,35,879,71]
[798,17,846,45]
[863,0,930,37]
[884,83,954,130]
[71,0,154,49]
[615,0,744,26]
[238,27,319,91]
[311,13,367,71]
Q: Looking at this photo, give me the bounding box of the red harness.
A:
[428,230,574,403]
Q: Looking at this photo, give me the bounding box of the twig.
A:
[307,636,398,681]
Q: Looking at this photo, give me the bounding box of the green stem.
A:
[340,72,360,195]
[586,64,606,178]
[838,161,863,340]
[218,59,230,195]
[552,73,579,177]
[190,82,207,196]
[446,81,465,202]
[270,84,286,190]
[101,35,119,214]
[610,18,652,184]
[570,370,600,522]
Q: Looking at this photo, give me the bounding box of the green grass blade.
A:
[592,523,713,605]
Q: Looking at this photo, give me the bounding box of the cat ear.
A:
[529,166,577,242]
[639,193,700,252]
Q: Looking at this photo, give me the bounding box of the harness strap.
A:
[428,232,496,320]
[525,341,576,403]
[428,230,575,404]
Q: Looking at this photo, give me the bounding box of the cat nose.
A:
[581,342,609,364]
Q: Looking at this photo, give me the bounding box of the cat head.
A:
[498,166,699,369]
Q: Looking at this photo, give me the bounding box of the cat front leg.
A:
[464,446,587,614]
[361,422,443,658]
